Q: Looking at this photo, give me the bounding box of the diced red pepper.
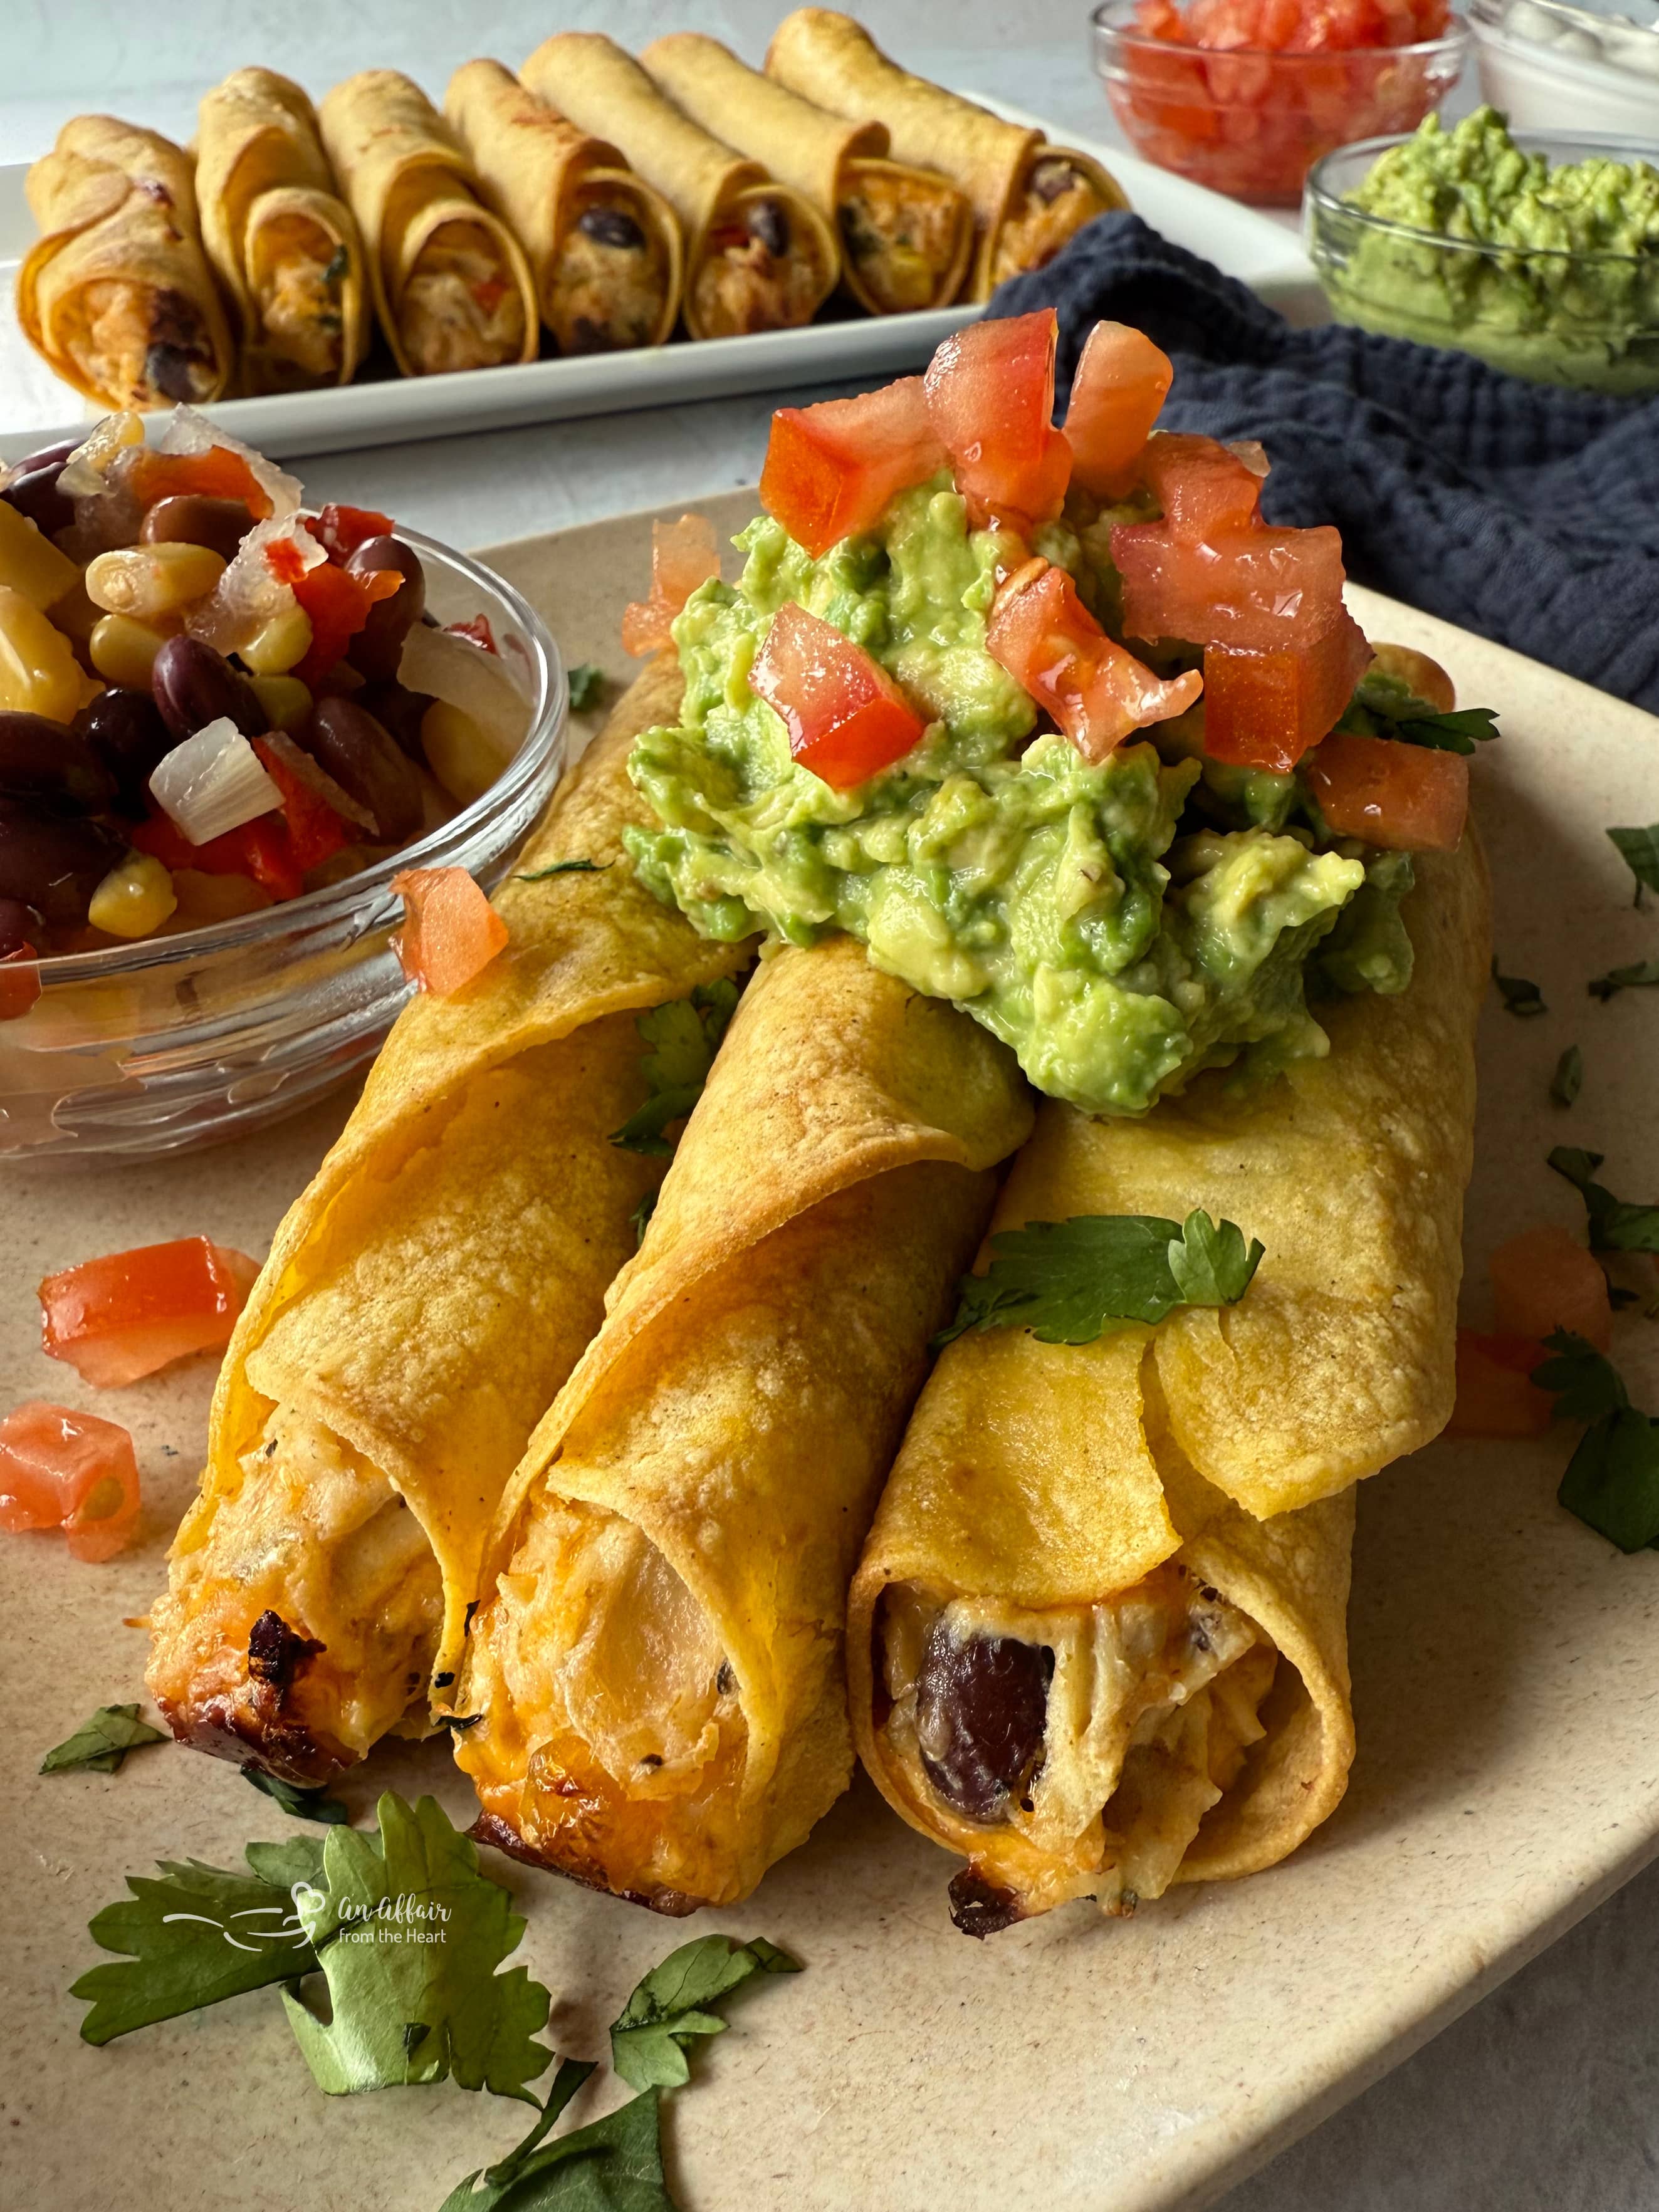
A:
[131,810,305,903]
[1446,1330,1552,1439]
[924,310,1072,533]
[445,613,500,655]
[1490,1224,1612,1352]
[126,446,274,522]
[1064,323,1174,501]
[0,946,41,1022]
[39,1236,260,1390]
[250,739,349,875]
[391,867,509,994]
[1201,607,1373,772]
[750,601,928,790]
[264,534,309,587]
[620,516,721,657]
[986,560,1202,761]
[760,378,948,557]
[311,502,395,560]
[291,560,404,688]
[0,1401,140,1562]
[1302,730,1468,852]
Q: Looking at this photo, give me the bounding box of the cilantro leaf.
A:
[1532,1329,1630,1424]
[1608,825,1659,907]
[515,858,610,883]
[1532,1331,1659,1553]
[567,664,607,714]
[936,1209,1264,1349]
[1588,957,1659,1001]
[1549,1045,1583,1109]
[1492,959,1546,1018]
[610,982,740,1157]
[242,1762,350,1825]
[439,2083,672,2211]
[610,1934,800,2094]
[629,1187,658,1249]
[1547,1147,1659,1254]
[281,1793,553,2102]
[41,1702,165,1775]
[1336,670,1499,756]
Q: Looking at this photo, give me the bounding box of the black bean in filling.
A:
[1032,160,1078,206]
[145,287,213,398]
[246,1609,323,1690]
[747,199,792,258]
[577,204,646,251]
[915,1623,1050,1821]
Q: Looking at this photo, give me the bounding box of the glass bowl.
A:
[1304,129,1659,394]
[0,530,566,1162]
[1468,0,1659,137]
[1091,0,1470,206]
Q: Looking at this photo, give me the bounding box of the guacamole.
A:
[1321,107,1659,395]
[624,483,1409,1119]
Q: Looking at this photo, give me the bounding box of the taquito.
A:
[455,931,1034,1912]
[197,68,369,395]
[318,70,537,377]
[19,117,234,409]
[147,660,750,1783]
[520,34,840,342]
[641,33,971,316]
[444,61,682,356]
[766,10,1129,299]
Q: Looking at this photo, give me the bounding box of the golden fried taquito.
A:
[147,660,751,1783]
[19,117,234,409]
[455,934,1034,1911]
[766,10,1129,299]
[641,34,971,316]
[318,70,537,377]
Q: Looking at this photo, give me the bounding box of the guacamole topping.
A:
[1324,107,1659,395]
[625,483,1411,1118]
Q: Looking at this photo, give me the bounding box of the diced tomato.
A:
[311,503,395,560]
[1064,323,1175,501]
[750,601,928,790]
[924,310,1072,533]
[1302,729,1468,852]
[1446,1330,1552,1439]
[0,946,41,1022]
[1202,607,1373,772]
[987,560,1202,761]
[250,739,349,875]
[131,810,305,902]
[291,560,403,688]
[446,613,500,655]
[760,378,947,557]
[0,1401,140,1562]
[392,867,509,994]
[1490,1224,1612,1352]
[1138,432,1264,540]
[126,446,273,522]
[39,1236,260,1390]
[621,516,722,657]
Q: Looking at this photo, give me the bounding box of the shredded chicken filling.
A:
[837,161,966,314]
[400,221,526,373]
[547,193,671,353]
[691,196,827,336]
[990,159,1114,285]
[248,211,345,384]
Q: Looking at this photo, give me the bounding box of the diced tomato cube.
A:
[0,946,41,1022]
[1114,513,1349,651]
[1490,1225,1612,1352]
[987,560,1202,761]
[291,559,403,687]
[1446,1330,1552,1439]
[1064,323,1175,501]
[1302,729,1468,852]
[1138,432,1264,540]
[1202,606,1372,771]
[392,867,509,995]
[621,515,722,657]
[250,739,349,875]
[126,446,274,522]
[760,378,948,557]
[311,503,395,560]
[924,310,1072,533]
[0,1401,140,1562]
[39,1236,260,1390]
[750,601,928,790]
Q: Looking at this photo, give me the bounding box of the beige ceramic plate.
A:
[3,492,1657,2212]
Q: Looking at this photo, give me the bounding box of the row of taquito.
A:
[149,655,1487,1934]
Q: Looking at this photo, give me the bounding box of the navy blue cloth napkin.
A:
[988,212,1659,715]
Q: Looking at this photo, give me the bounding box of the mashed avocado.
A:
[1322,107,1659,395]
[625,484,1407,1119]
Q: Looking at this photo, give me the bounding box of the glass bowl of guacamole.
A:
[1304,107,1659,393]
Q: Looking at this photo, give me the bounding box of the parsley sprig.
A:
[1548,1147,1659,1255]
[1336,669,1500,757]
[1491,960,1546,1018]
[40,1703,165,1775]
[610,981,739,1158]
[1535,1331,1659,1553]
[1608,824,1659,909]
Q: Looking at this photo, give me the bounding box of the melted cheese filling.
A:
[546,194,671,353]
[990,161,1114,285]
[691,200,829,336]
[248,211,345,385]
[837,162,966,313]
[400,221,527,373]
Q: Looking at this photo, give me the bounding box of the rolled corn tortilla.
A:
[454,928,1034,1912]
[766,9,1130,300]
[19,116,234,409]
[318,70,538,377]
[147,659,751,1783]
[520,33,840,342]
[196,67,369,395]
[641,33,971,316]
[444,60,682,356]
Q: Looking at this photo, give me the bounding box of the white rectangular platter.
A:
[0,98,1314,462]
[3,490,1655,2212]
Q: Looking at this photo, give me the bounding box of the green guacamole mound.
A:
[624,483,1408,1119]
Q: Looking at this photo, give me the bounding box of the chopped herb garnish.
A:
[322,244,349,285]
[610,981,740,1157]
[567,664,606,713]
[1549,1045,1583,1109]
[439,2075,669,2210]
[1492,960,1546,1018]
[610,1934,800,2093]
[514,858,610,883]
[41,1703,165,1775]
[630,1187,658,1247]
[1534,1331,1659,1552]
[241,1762,350,1825]
[1608,825,1659,909]
[1589,957,1659,1001]
[935,1209,1264,1349]
[1336,670,1500,756]
[1547,1147,1659,1254]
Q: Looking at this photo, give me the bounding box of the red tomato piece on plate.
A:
[1446,1330,1552,1439]
[621,515,721,657]
[750,601,928,790]
[0,1401,140,1562]
[291,559,402,687]
[311,503,395,560]
[39,1236,261,1390]
[392,867,509,995]
[760,378,947,556]
[987,560,1203,761]
[1302,729,1468,851]
[1202,606,1373,772]
[1064,323,1174,501]
[924,309,1072,532]
[1490,1224,1612,1352]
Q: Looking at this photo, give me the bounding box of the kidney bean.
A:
[914,1622,1050,1822]
[0,894,43,957]
[139,494,255,563]
[73,689,175,815]
[152,634,268,741]
[298,697,422,843]
[343,536,426,684]
[1,441,80,538]
[0,711,118,816]
[356,680,435,760]
[0,798,124,925]
[748,198,792,257]
[578,204,645,251]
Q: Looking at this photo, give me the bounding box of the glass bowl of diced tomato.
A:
[1092,0,1470,206]
[0,528,564,1162]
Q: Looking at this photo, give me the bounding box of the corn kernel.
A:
[0,499,78,610]
[422,699,501,806]
[48,573,101,650]
[85,541,226,622]
[246,673,313,731]
[170,868,270,922]
[88,852,178,940]
[0,585,90,721]
[240,605,313,676]
[90,612,174,689]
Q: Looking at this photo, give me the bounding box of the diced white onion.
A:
[186,516,323,655]
[398,622,531,762]
[159,405,303,519]
[57,412,145,501]
[149,718,282,846]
